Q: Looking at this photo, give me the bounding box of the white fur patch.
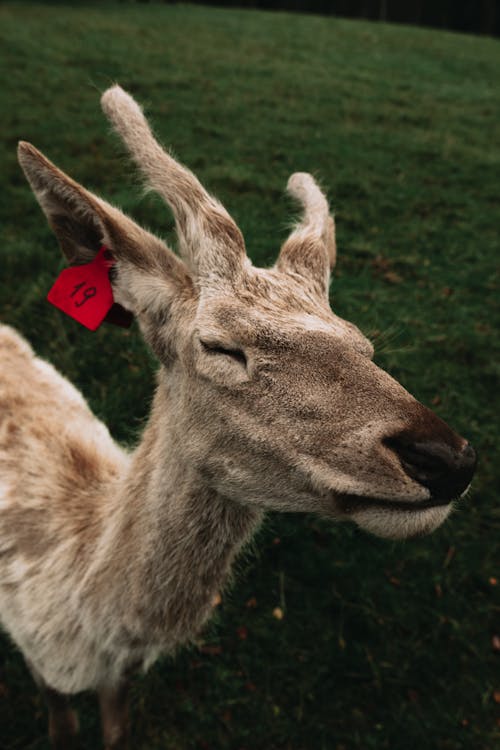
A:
[291,313,337,334]
[352,503,452,540]
[33,359,87,409]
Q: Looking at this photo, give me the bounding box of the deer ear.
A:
[101,85,247,282]
[17,142,193,338]
[277,173,336,299]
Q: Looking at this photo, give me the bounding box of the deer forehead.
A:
[195,267,373,357]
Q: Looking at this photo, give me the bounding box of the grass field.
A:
[0,2,499,749]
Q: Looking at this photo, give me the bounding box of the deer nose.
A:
[389,440,477,503]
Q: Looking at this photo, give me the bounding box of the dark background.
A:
[127,0,500,37]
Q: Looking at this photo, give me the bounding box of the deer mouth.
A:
[335,491,456,540]
[336,493,454,515]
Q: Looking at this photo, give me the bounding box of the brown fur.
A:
[1,87,474,750]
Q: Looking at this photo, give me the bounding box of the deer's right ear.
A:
[17,142,194,346]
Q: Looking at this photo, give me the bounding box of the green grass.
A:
[0,3,499,749]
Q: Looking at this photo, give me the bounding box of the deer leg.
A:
[26,660,79,750]
[98,679,131,750]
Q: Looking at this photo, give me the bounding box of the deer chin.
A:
[336,494,454,540]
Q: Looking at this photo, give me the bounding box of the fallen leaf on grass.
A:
[443,546,456,568]
[199,644,223,656]
[371,255,403,284]
[386,572,401,587]
[384,270,403,284]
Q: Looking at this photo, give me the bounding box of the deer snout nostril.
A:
[387,439,477,503]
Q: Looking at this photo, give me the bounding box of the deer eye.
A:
[200,340,247,368]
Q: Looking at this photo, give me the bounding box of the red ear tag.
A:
[47,246,116,331]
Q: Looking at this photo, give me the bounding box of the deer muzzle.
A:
[387,438,477,504]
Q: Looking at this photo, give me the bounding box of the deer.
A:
[1,86,476,750]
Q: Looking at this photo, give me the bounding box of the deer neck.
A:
[93,372,262,646]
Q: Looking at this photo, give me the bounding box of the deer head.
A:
[17,86,476,541]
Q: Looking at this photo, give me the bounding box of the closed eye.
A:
[200,340,247,368]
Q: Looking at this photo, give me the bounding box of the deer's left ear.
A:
[18,142,194,349]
